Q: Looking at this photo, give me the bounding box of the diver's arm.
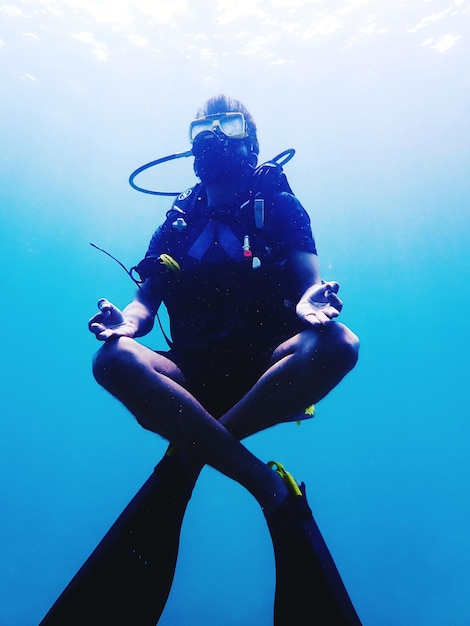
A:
[121,290,159,337]
[288,250,343,326]
[88,290,160,341]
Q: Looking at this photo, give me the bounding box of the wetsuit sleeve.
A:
[145,226,165,257]
[135,227,167,311]
[270,192,317,256]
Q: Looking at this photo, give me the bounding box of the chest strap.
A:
[187,221,242,261]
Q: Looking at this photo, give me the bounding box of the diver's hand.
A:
[88,299,137,341]
[296,281,343,325]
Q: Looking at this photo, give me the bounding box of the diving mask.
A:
[189,112,248,143]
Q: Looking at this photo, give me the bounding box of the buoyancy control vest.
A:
[133,156,310,352]
[134,155,296,282]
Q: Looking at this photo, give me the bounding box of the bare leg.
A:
[171,322,358,471]
[221,322,359,439]
[93,322,358,502]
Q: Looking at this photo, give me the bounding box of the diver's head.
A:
[190,95,259,185]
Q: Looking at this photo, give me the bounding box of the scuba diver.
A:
[40,95,361,625]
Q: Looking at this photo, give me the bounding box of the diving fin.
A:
[267,463,362,625]
[40,453,361,625]
[39,451,197,626]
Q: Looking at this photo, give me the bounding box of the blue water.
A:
[1,2,469,624]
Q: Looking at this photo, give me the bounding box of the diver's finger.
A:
[325,305,340,319]
[96,299,125,326]
[321,305,339,320]
[312,305,340,324]
[323,281,339,295]
[97,298,114,316]
[89,322,105,336]
[88,313,104,327]
[326,292,343,312]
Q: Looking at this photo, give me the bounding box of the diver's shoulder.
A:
[269,190,303,209]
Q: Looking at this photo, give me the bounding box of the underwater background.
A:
[1,1,469,624]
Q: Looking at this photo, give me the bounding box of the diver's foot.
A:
[245,460,290,519]
[265,480,313,530]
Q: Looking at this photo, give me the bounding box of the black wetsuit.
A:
[139,185,317,415]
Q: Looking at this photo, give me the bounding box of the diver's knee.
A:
[92,337,137,388]
[299,323,359,371]
[330,324,360,372]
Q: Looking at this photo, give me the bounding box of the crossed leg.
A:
[221,322,359,439]
[92,322,359,516]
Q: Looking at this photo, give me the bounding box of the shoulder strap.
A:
[252,152,295,198]
[250,152,295,229]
